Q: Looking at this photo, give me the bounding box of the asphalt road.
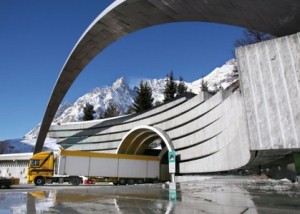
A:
[1,176,300,214]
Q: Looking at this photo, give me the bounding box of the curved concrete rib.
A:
[35,0,300,153]
[117,125,174,154]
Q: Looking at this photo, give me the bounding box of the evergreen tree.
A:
[103,102,120,118]
[126,106,136,114]
[177,76,188,95]
[200,78,208,92]
[82,103,95,121]
[163,71,177,102]
[132,81,154,113]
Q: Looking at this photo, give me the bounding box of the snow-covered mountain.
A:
[1,59,238,154]
[0,138,59,154]
[24,59,238,140]
[53,77,136,124]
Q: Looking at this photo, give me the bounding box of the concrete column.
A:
[293,153,300,176]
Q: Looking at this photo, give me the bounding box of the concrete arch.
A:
[117,125,174,156]
[35,0,300,153]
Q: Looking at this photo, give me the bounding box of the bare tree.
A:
[235,29,275,47]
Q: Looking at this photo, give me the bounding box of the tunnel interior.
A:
[117,126,174,181]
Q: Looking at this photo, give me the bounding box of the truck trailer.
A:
[27,150,160,186]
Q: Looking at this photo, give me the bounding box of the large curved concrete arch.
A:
[35,0,300,153]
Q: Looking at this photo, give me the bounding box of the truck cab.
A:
[27,151,54,185]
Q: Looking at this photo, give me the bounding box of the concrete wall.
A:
[48,90,251,173]
[0,153,32,184]
[49,96,191,151]
[236,33,300,151]
[178,91,251,173]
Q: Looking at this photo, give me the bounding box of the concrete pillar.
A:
[293,153,300,176]
[293,153,300,183]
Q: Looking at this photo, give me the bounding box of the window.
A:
[30,159,40,167]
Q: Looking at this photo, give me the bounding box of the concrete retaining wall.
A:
[236,33,300,150]
[179,91,251,173]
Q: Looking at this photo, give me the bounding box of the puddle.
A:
[0,178,299,213]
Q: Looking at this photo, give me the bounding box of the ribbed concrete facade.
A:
[237,33,300,151]
[49,89,251,174]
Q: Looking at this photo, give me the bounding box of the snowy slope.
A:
[0,138,59,153]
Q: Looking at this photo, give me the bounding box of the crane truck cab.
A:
[27,150,82,186]
[27,151,55,185]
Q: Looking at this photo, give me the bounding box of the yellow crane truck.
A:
[27,150,160,186]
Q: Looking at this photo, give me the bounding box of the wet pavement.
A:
[0,176,300,213]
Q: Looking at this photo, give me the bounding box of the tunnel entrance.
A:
[117,125,175,181]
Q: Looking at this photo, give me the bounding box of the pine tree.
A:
[126,106,136,114]
[132,81,154,113]
[200,78,208,92]
[177,76,188,95]
[163,71,177,102]
[82,103,95,121]
[103,102,120,118]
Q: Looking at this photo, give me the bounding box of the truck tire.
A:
[119,178,127,185]
[137,179,144,184]
[70,176,81,186]
[34,177,45,186]
[128,179,135,185]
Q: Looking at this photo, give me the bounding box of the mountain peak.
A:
[112,77,127,90]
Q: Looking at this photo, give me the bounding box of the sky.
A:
[0,0,244,140]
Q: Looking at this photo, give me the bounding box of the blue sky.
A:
[0,0,244,140]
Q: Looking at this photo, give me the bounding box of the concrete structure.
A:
[34,0,300,154]
[0,153,32,184]
[2,1,299,180]
[49,88,252,175]
[236,33,300,168]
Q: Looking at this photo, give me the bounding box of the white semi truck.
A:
[27,150,160,186]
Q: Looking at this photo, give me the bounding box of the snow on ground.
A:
[245,177,299,194]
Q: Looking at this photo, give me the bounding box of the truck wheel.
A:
[119,178,127,185]
[128,179,135,185]
[137,179,144,184]
[70,177,81,186]
[34,177,45,186]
